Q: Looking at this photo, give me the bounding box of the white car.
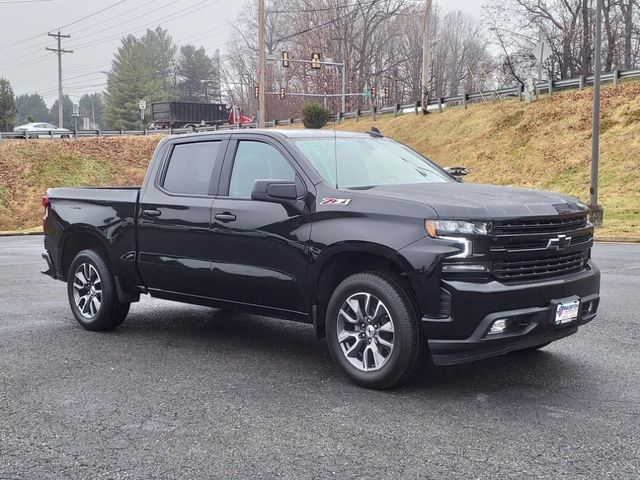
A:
[13,122,72,138]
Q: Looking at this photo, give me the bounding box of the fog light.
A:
[489,319,508,335]
[442,263,488,273]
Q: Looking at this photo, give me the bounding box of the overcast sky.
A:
[0,0,486,108]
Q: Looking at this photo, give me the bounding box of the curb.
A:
[595,236,640,243]
[0,230,43,237]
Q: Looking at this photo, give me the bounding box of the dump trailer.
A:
[151,101,228,128]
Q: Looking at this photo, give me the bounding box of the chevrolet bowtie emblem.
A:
[547,234,572,250]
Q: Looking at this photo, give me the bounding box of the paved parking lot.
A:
[1,236,639,479]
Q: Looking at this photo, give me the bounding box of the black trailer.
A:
[151,102,228,128]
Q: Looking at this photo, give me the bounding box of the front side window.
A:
[163,141,221,195]
[229,141,296,198]
[292,137,452,189]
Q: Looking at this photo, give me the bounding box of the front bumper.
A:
[423,261,600,366]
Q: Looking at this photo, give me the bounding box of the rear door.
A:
[137,136,227,297]
[208,135,312,316]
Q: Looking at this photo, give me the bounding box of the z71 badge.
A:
[320,198,352,206]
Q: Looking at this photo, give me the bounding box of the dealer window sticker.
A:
[320,198,352,206]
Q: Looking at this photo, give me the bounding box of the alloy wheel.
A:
[72,263,102,318]
[336,292,395,372]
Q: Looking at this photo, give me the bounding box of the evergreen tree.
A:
[177,45,215,102]
[104,29,177,129]
[15,93,50,125]
[0,78,16,131]
[50,95,74,129]
[79,92,104,129]
[140,27,177,100]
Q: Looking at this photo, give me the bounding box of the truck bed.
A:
[44,186,142,289]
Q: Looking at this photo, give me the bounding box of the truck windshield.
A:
[292,137,452,189]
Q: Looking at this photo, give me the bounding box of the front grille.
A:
[493,250,589,282]
[492,214,588,235]
[488,213,592,282]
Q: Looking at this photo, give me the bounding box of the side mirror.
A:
[251,179,300,203]
[444,166,470,180]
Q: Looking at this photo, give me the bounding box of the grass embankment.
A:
[0,136,159,231]
[333,82,640,240]
[0,82,638,238]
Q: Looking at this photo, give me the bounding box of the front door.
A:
[209,137,312,317]
[137,138,226,297]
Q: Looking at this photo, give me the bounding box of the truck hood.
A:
[358,182,587,219]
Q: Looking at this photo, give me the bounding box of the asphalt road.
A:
[1,236,639,480]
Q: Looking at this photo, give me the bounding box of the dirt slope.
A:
[333,82,640,239]
[0,136,159,231]
[0,82,638,238]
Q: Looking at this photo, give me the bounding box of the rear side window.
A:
[163,141,221,195]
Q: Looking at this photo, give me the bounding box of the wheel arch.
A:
[58,226,112,280]
[310,242,419,338]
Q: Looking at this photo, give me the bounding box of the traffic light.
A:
[254,86,259,99]
[280,87,286,99]
[282,51,290,68]
[383,85,389,97]
[311,52,321,69]
[371,86,377,98]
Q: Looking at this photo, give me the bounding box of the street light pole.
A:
[590,0,604,225]
[420,0,432,114]
[257,0,266,128]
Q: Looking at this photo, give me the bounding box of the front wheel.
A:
[326,272,423,389]
[67,249,130,331]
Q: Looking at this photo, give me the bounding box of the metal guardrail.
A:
[1,68,638,140]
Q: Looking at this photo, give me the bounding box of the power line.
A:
[0,0,57,3]
[0,0,131,68]
[0,0,128,51]
[66,0,216,51]
[0,0,212,71]
[268,0,379,14]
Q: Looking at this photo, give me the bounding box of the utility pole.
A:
[420,0,432,114]
[590,0,604,225]
[46,31,73,128]
[257,0,266,128]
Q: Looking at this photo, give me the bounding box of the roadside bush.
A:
[302,103,331,129]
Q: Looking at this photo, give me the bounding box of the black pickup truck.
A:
[42,129,600,389]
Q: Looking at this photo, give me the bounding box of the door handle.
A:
[142,209,161,217]
[215,212,237,223]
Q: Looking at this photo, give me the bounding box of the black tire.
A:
[326,272,423,389]
[67,249,130,331]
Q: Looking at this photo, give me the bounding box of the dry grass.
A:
[0,136,160,231]
[0,83,638,238]
[330,82,640,239]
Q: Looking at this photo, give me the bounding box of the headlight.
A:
[425,220,488,238]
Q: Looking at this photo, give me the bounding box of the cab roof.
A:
[173,128,375,140]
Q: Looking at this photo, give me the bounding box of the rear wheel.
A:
[326,272,423,389]
[67,249,130,331]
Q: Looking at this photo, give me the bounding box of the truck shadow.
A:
[121,302,590,399]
